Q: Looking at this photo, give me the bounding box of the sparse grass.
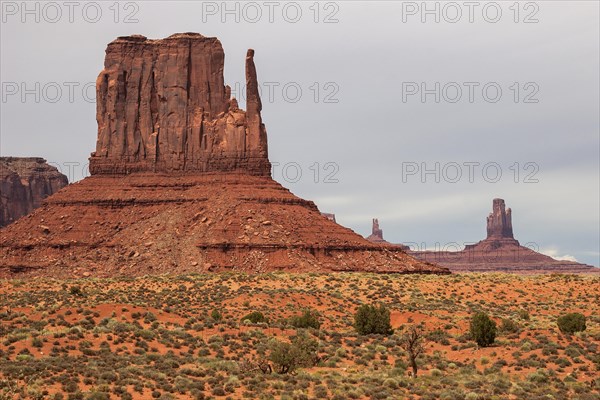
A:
[0,273,598,399]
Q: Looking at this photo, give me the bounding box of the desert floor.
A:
[1,273,599,399]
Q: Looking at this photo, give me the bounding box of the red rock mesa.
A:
[409,198,598,273]
[0,33,449,278]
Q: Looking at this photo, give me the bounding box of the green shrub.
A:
[470,312,497,347]
[289,309,321,329]
[69,286,83,296]
[354,304,393,335]
[268,332,319,374]
[211,309,222,322]
[557,313,586,334]
[500,318,519,333]
[313,385,328,398]
[241,311,267,324]
[518,310,530,320]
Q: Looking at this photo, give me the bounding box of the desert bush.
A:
[354,304,393,335]
[69,285,83,296]
[143,312,157,323]
[470,313,496,347]
[86,392,109,400]
[557,313,586,335]
[313,385,328,398]
[288,309,321,330]
[241,311,267,324]
[268,332,319,374]
[211,309,222,322]
[427,329,450,345]
[518,310,530,320]
[500,319,519,333]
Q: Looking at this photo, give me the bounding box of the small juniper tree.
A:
[354,304,393,335]
[557,313,586,335]
[470,312,497,347]
[241,311,267,324]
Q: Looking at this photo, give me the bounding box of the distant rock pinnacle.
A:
[366,218,387,244]
[486,198,514,239]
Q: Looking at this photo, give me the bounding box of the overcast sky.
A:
[1,1,598,266]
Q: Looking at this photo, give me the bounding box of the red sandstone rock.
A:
[487,198,514,240]
[0,33,448,278]
[90,33,270,176]
[321,213,336,223]
[366,218,386,243]
[410,199,599,274]
[0,158,68,227]
[364,218,410,250]
[0,174,448,277]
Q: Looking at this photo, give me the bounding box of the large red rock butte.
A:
[90,33,270,176]
[0,33,449,278]
[409,198,599,274]
[0,158,68,227]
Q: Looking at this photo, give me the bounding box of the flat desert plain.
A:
[0,273,599,399]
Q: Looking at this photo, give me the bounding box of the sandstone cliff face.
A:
[90,33,270,176]
[0,158,68,227]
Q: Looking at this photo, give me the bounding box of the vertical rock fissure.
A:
[182,41,193,169]
[122,70,128,159]
[136,68,143,159]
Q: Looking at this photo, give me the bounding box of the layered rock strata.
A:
[410,199,598,273]
[0,158,68,227]
[90,33,270,176]
[0,33,449,278]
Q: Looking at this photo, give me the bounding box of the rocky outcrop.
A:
[321,213,336,223]
[0,33,449,278]
[486,198,515,240]
[366,218,386,243]
[90,33,270,176]
[364,218,410,250]
[0,158,68,227]
[0,174,448,278]
[410,199,599,274]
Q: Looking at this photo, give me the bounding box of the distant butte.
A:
[0,158,68,227]
[409,198,599,274]
[364,219,410,250]
[0,33,448,278]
